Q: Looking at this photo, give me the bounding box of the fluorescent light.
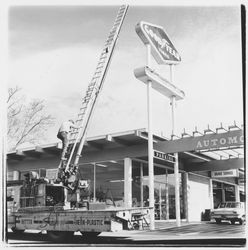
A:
[109,179,124,183]
[109,160,117,163]
[96,164,107,168]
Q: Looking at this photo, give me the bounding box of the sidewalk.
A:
[154,220,202,229]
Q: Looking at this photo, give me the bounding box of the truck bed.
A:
[9,206,151,233]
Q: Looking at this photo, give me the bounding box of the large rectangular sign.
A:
[136,21,181,64]
[211,169,239,178]
[156,129,244,154]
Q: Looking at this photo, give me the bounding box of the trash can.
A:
[204,209,211,221]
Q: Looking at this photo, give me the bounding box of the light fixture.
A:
[96,164,107,168]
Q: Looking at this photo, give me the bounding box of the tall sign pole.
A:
[170,64,181,227]
[146,44,155,230]
[135,21,185,229]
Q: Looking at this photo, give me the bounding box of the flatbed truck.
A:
[7,181,151,242]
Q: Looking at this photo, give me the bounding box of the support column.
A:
[165,170,169,220]
[222,183,226,203]
[159,184,162,220]
[124,158,132,208]
[174,153,181,226]
[93,163,96,202]
[183,172,189,222]
[235,185,240,202]
[140,163,144,207]
[209,179,214,209]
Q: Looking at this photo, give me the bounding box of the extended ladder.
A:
[58,5,129,186]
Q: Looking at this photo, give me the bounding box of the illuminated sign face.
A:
[136,21,181,64]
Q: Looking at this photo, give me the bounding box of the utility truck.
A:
[7,177,151,242]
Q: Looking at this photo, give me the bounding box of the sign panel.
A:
[156,129,244,154]
[154,150,175,162]
[136,21,181,64]
[211,169,239,178]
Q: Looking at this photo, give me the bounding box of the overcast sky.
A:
[8,3,243,146]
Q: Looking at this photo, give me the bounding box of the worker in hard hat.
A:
[57,119,78,160]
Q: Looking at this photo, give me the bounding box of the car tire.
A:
[215,219,221,224]
[231,220,235,225]
[47,231,74,242]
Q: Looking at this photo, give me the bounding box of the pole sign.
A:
[154,150,175,163]
[135,21,181,64]
[211,169,239,178]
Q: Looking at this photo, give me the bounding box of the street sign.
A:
[136,21,181,64]
[154,150,175,163]
[211,169,239,178]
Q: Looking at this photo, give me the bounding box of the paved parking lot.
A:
[5,221,247,247]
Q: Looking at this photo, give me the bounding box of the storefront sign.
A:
[196,133,244,150]
[211,169,238,178]
[156,129,244,154]
[136,21,181,64]
[154,150,175,162]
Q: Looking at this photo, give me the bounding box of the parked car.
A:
[211,202,245,225]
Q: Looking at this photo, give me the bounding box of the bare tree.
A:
[7,86,55,150]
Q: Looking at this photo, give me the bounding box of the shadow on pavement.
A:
[6,231,246,247]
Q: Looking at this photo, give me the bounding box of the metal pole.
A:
[159,184,162,220]
[93,163,96,202]
[165,170,169,220]
[170,64,181,227]
[147,44,155,230]
[140,163,144,207]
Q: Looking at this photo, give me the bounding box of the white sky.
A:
[7,2,244,146]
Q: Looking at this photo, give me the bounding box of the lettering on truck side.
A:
[74,219,104,226]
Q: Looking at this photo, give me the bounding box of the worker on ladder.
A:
[57,119,78,161]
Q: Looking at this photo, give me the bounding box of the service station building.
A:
[7,126,244,223]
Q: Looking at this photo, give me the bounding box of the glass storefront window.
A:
[137,167,185,220]
[78,164,124,205]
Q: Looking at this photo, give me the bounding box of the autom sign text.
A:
[155,129,243,154]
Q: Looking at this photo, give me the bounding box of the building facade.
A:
[7,128,244,222]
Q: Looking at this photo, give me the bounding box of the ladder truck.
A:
[7,5,152,242]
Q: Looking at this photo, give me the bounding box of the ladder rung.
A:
[116,17,123,22]
[98,60,105,64]
[105,38,114,43]
[96,66,103,70]
[100,54,108,58]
